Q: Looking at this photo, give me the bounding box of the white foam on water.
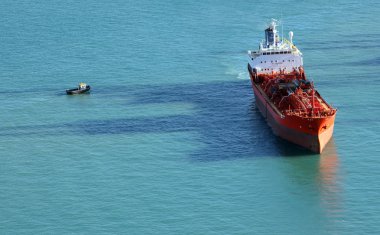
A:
[224,65,249,80]
[237,71,248,80]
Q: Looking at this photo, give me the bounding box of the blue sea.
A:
[1,0,379,234]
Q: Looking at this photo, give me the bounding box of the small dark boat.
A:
[66,83,91,95]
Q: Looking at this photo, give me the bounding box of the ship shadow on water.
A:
[0,80,329,160]
[79,80,292,161]
[96,80,320,160]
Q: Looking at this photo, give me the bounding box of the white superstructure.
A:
[248,19,303,75]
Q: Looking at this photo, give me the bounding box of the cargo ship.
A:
[247,19,336,153]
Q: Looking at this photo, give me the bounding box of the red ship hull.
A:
[249,71,336,153]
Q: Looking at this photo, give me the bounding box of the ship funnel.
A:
[289,31,294,44]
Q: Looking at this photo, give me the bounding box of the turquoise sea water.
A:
[1,0,379,234]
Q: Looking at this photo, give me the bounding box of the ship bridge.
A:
[247,19,303,75]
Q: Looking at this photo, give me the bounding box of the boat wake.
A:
[224,66,248,80]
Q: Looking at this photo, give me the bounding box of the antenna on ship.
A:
[281,22,284,44]
[280,13,284,44]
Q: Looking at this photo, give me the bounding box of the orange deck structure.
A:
[248,65,336,153]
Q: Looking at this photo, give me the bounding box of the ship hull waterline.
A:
[249,71,335,153]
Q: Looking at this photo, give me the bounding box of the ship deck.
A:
[253,75,335,119]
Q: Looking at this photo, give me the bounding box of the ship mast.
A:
[312,82,315,116]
